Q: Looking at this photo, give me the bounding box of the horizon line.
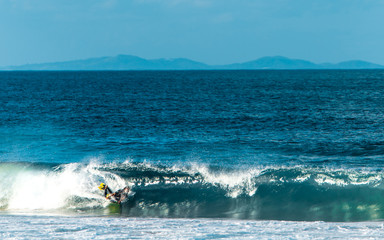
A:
[1,54,383,70]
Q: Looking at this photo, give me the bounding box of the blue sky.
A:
[1,0,384,66]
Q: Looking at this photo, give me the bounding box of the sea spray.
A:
[0,161,127,210]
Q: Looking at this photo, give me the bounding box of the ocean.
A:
[1,70,384,239]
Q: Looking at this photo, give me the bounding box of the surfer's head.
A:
[98,183,106,190]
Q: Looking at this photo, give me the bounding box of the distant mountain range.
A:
[1,55,384,70]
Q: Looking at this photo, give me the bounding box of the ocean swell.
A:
[1,161,384,221]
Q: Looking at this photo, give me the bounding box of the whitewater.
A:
[2,215,384,239]
[1,161,384,239]
[1,70,384,238]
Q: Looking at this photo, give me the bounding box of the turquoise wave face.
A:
[1,161,384,221]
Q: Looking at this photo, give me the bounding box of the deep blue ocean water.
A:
[1,70,384,238]
[3,70,384,166]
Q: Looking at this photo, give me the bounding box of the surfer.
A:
[98,183,130,204]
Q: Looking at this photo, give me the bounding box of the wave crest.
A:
[1,161,384,221]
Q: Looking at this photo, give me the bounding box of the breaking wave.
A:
[1,160,384,222]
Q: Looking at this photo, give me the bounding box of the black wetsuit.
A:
[104,186,113,198]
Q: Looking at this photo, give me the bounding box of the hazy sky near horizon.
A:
[1,0,384,66]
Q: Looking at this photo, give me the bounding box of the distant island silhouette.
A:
[2,55,384,70]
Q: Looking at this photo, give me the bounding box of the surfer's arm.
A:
[105,192,117,199]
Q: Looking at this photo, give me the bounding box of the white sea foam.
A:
[0,214,383,239]
[186,163,262,197]
[0,160,128,210]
